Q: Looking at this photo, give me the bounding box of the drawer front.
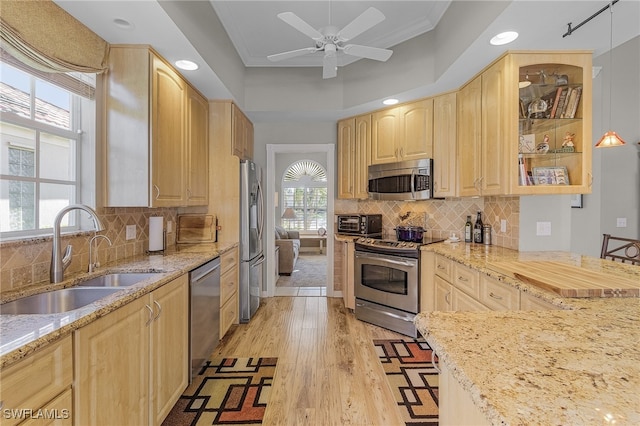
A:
[452,262,480,298]
[220,247,238,275]
[520,292,561,311]
[480,275,520,311]
[220,266,238,306]
[452,287,489,312]
[220,292,238,338]
[21,388,73,426]
[0,335,73,426]
[435,255,452,281]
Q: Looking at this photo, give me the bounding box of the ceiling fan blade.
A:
[277,12,323,40]
[337,7,385,41]
[323,51,337,79]
[343,44,393,62]
[267,47,318,62]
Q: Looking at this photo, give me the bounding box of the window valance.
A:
[0,0,109,74]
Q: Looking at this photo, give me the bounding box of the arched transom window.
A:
[281,160,327,232]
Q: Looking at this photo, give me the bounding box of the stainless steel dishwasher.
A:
[190,257,221,380]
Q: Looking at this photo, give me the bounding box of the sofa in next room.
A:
[275,225,300,275]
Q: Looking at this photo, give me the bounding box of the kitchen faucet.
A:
[88,234,112,273]
[50,204,105,283]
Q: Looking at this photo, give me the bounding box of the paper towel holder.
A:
[146,230,166,255]
[147,216,166,255]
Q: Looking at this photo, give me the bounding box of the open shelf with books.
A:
[509,52,592,195]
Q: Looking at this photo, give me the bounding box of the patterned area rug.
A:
[374,339,439,426]
[276,253,327,287]
[162,357,277,426]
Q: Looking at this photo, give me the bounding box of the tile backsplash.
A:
[335,196,520,249]
[0,207,177,294]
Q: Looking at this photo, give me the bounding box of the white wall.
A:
[522,36,640,255]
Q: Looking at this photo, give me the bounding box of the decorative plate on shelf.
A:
[317,227,327,236]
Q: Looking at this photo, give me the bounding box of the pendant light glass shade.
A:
[595,130,627,147]
[596,2,625,148]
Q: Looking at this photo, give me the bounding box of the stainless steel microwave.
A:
[368,159,433,201]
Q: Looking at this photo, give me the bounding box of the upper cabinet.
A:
[337,115,370,199]
[510,51,592,195]
[457,57,508,197]
[232,105,254,161]
[433,92,457,198]
[104,45,209,207]
[371,99,433,165]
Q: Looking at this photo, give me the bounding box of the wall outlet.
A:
[126,224,136,240]
[536,221,551,236]
[500,219,507,233]
[167,220,173,233]
[616,217,627,228]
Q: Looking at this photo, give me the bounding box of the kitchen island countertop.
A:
[0,242,237,369]
[416,242,640,425]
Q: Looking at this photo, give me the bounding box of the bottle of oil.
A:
[464,216,472,242]
[473,211,483,243]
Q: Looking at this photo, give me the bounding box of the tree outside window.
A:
[281,160,327,232]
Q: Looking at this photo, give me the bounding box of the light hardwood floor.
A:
[211,296,407,425]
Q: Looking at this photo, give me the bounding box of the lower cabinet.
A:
[520,291,561,310]
[439,362,490,426]
[0,335,73,426]
[334,238,355,310]
[75,275,189,426]
[220,247,239,338]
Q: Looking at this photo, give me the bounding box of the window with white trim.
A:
[281,160,327,232]
[0,60,96,237]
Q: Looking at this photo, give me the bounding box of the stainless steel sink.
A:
[76,273,161,287]
[0,287,123,315]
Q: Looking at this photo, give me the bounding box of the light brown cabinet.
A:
[232,104,254,161]
[185,85,209,205]
[371,99,433,165]
[334,238,356,310]
[433,92,457,197]
[220,247,239,338]
[105,45,208,207]
[439,362,490,426]
[337,115,370,199]
[0,336,73,426]
[458,57,508,197]
[75,275,189,426]
[511,52,592,194]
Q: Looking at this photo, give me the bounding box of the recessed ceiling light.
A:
[383,98,399,105]
[175,60,199,71]
[113,18,134,30]
[490,31,519,46]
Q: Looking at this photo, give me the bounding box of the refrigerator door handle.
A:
[256,178,265,242]
[252,253,266,266]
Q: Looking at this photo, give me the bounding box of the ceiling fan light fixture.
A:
[383,98,399,105]
[175,60,199,71]
[490,31,518,46]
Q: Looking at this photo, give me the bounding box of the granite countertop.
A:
[0,242,237,369]
[416,242,640,425]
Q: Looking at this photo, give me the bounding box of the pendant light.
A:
[595,1,626,147]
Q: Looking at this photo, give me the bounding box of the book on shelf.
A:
[554,87,569,118]
[567,86,582,119]
[518,154,529,186]
[549,87,563,119]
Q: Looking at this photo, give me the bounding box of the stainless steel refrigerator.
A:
[239,160,264,322]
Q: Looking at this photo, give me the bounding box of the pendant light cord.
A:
[608,1,613,131]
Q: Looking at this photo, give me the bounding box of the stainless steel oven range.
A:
[354,237,443,337]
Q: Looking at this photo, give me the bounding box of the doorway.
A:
[265,144,335,298]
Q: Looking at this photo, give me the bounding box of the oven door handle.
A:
[356,302,415,322]
[411,169,416,199]
[355,251,416,267]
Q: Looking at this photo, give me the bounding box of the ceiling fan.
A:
[267,7,393,79]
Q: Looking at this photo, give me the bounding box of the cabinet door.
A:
[434,276,452,311]
[457,76,482,196]
[481,58,507,195]
[151,275,189,425]
[433,93,457,197]
[337,119,356,199]
[186,86,209,206]
[75,296,150,426]
[371,108,400,165]
[354,115,371,199]
[452,287,489,311]
[400,99,433,160]
[439,362,490,426]
[152,56,186,206]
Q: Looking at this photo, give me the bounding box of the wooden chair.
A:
[600,234,640,265]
